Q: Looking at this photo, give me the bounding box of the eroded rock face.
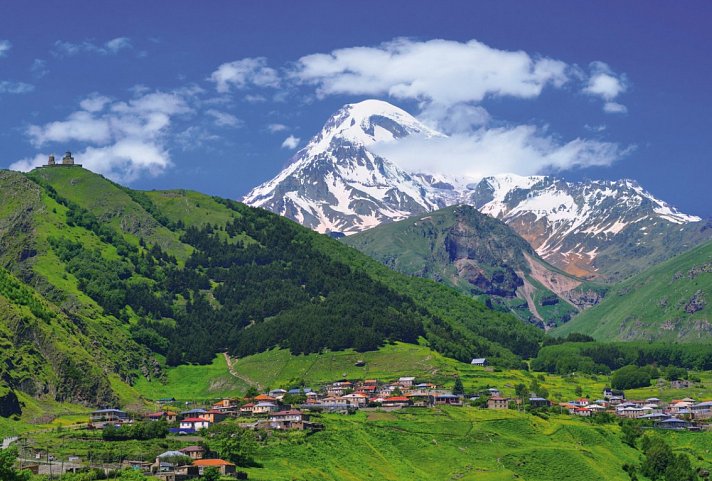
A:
[685,290,706,314]
[0,390,22,417]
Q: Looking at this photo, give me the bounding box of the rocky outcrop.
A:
[685,290,706,314]
[0,389,22,417]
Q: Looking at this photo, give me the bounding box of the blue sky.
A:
[1,1,710,216]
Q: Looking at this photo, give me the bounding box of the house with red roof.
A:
[193,459,236,476]
[382,396,412,408]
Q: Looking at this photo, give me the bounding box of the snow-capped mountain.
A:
[244,99,710,279]
[244,100,458,234]
[465,175,710,279]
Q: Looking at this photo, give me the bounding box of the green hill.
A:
[0,166,542,412]
[343,205,602,327]
[554,239,712,341]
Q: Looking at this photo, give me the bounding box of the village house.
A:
[199,409,227,424]
[268,409,318,430]
[671,379,693,389]
[212,398,238,412]
[398,377,416,389]
[341,393,369,407]
[90,409,128,423]
[434,393,462,406]
[252,402,279,415]
[327,381,353,397]
[179,417,212,432]
[487,397,509,410]
[382,396,412,408]
[690,401,712,419]
[178,445,205,460]
[655,418,692,430]
[470,358,488,367]
[193,459,236,476]
[586,404,606,414]
[148,411,177,422]
[269,389,288,399]
[181,408,207,419]
[239,403,256,415]
[154,450,191,473]
[528,397,551,408]
[406,392,434,407]
[669,399,695,414]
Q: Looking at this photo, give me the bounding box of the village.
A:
[15,371,696,480]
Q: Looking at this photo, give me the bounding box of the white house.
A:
[179,417,211,431]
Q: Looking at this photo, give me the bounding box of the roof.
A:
[399,377,415,381]
[158,450,188,458]
[254,394,276,401]
[385,396,410,402]
[181,408,207,415]
[271,410,303,416]
[92,408,125,413]
[471,358,487,363]
[660,418,688,423]
[182,417,210,423]
[179,446,206,453]
[193,459,235,467]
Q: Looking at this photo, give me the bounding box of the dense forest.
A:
[532,338,712,374]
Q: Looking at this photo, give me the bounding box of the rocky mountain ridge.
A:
[244,99,711,279]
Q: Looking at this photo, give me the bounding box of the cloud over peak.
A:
[292,38,570,106]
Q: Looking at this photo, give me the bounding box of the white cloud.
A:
[51,37,133,57]
[104,37,132,54]
[31,59,48,79]
[0,40,11,57]
[209,57,280,93]
[79,93,112,113]
[584,61,628,113]
[417,103,490,134]
[603,102,627,114]
[281,135,300,149]
[244,94,267,103]
[370,125,630,180]
[206,109,242,127]
[17,90,191,182]
[267,123,288,133]
[0,81,34,94]
[293,38,570,106]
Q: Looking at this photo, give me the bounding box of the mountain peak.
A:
[305,99,441,156]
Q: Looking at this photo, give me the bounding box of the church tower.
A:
[62,151,75,165]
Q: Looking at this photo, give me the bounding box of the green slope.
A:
[0,166,542,414]
[554,239,712,341]
[343,205,591,327]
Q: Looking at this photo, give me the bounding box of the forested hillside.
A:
[0,167,542,407]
